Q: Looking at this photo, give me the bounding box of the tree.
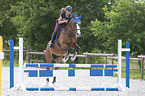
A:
[0,0,21,48]
[91,0,145,55]
[11,0,58,51]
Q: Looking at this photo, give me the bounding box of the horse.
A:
[45,14,82,86]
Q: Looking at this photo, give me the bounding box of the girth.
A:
[56,39,68,51]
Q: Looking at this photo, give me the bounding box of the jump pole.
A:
[0,36,4,95]
[9,37,130,91]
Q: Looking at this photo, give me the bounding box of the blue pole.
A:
[126,42,130,88]
[10,39,14,88]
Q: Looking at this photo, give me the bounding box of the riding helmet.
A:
[65,6,72,12]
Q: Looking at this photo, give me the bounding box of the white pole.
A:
[19,37,23,84]
[113,40,125,91]
[118,40,122,85]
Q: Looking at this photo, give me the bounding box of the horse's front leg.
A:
[62,47,71,63]
[70,50,77,62]
[70,44,80,62]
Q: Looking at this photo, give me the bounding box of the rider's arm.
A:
[58,15,68,24]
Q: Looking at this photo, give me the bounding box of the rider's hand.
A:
[65,20,68,23]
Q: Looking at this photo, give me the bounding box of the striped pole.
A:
[24,69,118,77]
[24,63,118,68]
[26,87,118,91]
[0,36,4,95]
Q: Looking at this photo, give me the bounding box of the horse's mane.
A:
[68,17,73,24]
[65,18,74,31]
[63,17,76,37]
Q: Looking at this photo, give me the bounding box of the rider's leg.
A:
[48,32,56,48]
[49,22,62,48]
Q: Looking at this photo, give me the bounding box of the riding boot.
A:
[48,33,56,48]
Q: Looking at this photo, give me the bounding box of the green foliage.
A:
[91,0,145,55]
[10,0,58,51]
[74,0,109,52]
[0,0,21,48]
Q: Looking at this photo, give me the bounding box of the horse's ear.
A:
[73,14,76,19]
[79,14,82,19]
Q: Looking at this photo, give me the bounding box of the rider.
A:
[48,6,72,48]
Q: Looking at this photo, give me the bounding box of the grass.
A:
[108,58,145,80]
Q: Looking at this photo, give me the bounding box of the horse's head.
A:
[72,14,82,37]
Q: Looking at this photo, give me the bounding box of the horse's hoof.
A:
[52,77,56,84]
[70,57,75,62]
[46,78,54,87]
[62,58,67,63]
[46,78,49,82]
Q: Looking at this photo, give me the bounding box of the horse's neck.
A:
[65,20,75,33]
[58,20,76,45]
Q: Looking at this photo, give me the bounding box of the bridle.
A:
[64,22,81,38]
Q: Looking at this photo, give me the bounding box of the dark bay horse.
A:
[45,14,82,86]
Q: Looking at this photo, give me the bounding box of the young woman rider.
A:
[48,6,72,48]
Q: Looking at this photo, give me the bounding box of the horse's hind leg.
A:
[52,56,63,84]
[45,47,52,69]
